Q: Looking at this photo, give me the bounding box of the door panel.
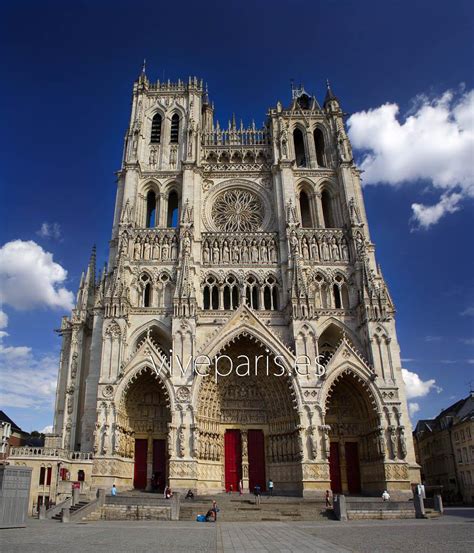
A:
[345,441,361,494]
[134,439,148,489]
[329,441,342,493]
[248,429,266,492]
[153,439,167,491]
[224,430,242,492]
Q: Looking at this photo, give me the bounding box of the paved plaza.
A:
[1,508,473,553]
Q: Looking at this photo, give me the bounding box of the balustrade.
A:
[9,446,93,460]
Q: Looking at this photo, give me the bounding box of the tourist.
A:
[185,489,194,500]
[325,490,331,508]
[382,490,390,502]
[254,484,262,506]
[268,479,274,496]
[227,483,233,494]
[238,479,243,496]
[165,486,173,499]
[111,484,117,496]
[205,500,219,522]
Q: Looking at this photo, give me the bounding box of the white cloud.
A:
[347,87,474,228]
[461,306,474,316]
[424,335,442,342]
[0,337,58,410]
[409,402,420,417]
[37,222,62,241]
[402,368,443,399]
[0,309,7,329]
[0,240,74,311]
[459,338,474,345]
[411,192,462,230]
[40,425,53,434]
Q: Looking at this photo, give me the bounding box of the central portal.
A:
[196,335,301,494]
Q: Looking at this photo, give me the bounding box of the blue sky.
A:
[0,0,473,432]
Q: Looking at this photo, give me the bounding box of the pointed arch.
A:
[314,127,326,167]
[151,112,162,144]
[293,127,307,167]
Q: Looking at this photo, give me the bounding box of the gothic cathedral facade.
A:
[22,71,420,499]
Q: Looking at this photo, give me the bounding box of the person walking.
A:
[238,479,243,496]
[325,490,331,508]
[254,484,262,506]
[268,479,274,496]
[382,490,390,502]
[111,484,117,496]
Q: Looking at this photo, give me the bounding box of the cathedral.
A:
[11,69,420,502]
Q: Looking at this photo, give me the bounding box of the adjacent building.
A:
[10,70,420,509]
[414,393,474,504]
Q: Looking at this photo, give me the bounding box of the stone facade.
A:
[10,71,419,501]
[414,393,474,503]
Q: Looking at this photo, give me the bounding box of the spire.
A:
[85,245,96,290]
[202,83,210,106]
[141,58,146,75]
[323,79,338,107]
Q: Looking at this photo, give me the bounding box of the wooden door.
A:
[134,438,148,489]
[329,441,342,493]
[224,430,242,492]
[248,429,266,492]
[345,441,361,494]
[153,439,167,491]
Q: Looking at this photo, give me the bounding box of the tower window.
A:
[314,128,326,167]
[167,191,179,227]
[299,191,313,228]
[321,189,335,228]
[333,284,342,309]
[151,113,162,143]
[170,114,180,143]
[146,191,157,228]
[141,274,152,307]
[293,128,307,167]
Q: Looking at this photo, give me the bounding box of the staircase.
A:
[179,494,333,522]
[51,500,89,521]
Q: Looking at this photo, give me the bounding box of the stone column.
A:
[146,431,154,491]
[241,430,249,492]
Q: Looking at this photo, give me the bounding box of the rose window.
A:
[211,189,264,232]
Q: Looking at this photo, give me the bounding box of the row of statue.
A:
[292,232,350,262]
[129,234,179,262]
[202,236,278,265]
[267,432,303,463]
[195,431,223,461]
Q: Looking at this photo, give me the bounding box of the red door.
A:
[329,442,342,493]
[224,430,242,492]
[153,439,167,491]
[345,442,361,494]
[134,439,148,489]
[248,429,266,492]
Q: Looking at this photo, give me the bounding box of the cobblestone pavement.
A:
[1,508,473,553]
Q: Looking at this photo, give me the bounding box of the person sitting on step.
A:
[205,500,219,522]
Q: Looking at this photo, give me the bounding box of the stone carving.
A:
[176,386,191,403]
[202,234,278,266]
[178,425,185,457]
[398,426,407,459]
[102,385,114,398]
[211,189,264,232]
